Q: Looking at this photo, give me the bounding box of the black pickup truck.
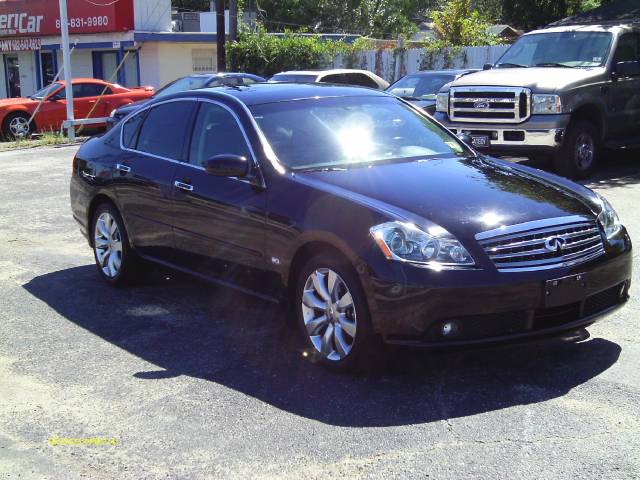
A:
[433,23,640,178]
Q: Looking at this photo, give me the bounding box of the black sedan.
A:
[70,83,632,371]
[386,69,478,114]
[107,72,265,126]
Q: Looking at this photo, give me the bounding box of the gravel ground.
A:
[0,145,638,479]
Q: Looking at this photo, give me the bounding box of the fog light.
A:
[619,282,627,299]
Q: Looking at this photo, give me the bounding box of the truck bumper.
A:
[433,112,571,155]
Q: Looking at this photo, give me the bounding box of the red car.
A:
[0,78,154,139]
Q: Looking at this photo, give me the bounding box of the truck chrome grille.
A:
[449,86,530,123]
[477,219,605,271]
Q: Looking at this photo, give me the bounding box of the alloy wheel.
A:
[575,132,595,171]
[94,212,123,278]
[301,268,357,361]
[9,116,29,138]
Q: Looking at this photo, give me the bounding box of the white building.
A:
[0,0,220,99]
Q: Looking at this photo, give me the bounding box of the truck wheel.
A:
[553,120,599,179]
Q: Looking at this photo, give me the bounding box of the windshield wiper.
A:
[496,62,528,68]
[535,62,574,68]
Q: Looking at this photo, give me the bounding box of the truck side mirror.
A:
[614,61,640,77]
[483,63,493,71]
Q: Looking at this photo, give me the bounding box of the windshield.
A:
[30,82,62,100]
[496,31,613,68]
[270,74,318,83]
[155,76,213,98]
[387,74,456,100]
[251,96,469,171]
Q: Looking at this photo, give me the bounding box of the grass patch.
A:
[0,132,87,152]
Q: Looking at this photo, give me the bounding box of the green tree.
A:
[431,0,502,46]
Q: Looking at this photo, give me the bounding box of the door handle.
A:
[174,180,194,192]
[115,163,131,173]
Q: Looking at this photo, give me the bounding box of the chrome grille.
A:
[476,217,605,272]
[449,86,530,123]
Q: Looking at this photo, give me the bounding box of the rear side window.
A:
[73,83,110,97]
[122,110,146,149]
[345,73,379,88]
[614,33,640,63]
[321,73,347,84]
[188,102,251,166]
[135,101,195,159]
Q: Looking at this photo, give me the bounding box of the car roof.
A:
[401,69,479,76]
[526,24,629,35]
[175,82,388,106]
[274,69,376,76]
[55,78,109,86]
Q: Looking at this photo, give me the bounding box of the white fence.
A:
[331,45,510,82]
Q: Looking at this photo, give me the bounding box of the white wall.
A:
[135,0,172,32]
[57,49,94,79]
[16,52,37,97]
[138,42,217,89]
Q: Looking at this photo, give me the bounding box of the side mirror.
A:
[204,154,249,177]
[483,63,493,71]
[614,61,640,77]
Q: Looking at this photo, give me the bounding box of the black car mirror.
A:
[483,63,493,71]
[614,61,640,77]
[204,154,249,177]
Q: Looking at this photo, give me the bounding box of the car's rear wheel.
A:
[2,112,33,140]
[295,253,376,371]
[554,120,599,179]
[92,203,142,286]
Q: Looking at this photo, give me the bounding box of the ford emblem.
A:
[474,101,490,109]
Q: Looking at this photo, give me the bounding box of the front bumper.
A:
[365,231,632,347]
[433,112,571,154]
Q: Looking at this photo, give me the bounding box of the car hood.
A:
[448,67,606,93]
[0,97,36,108]
[295,156,599,242]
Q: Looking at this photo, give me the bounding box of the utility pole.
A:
[229,0,238,41]
[59,0,75,141]
[216,0,226,71]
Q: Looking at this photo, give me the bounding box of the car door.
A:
[170,99,267,289]
[114,99,197,260]
[608,32,640,139]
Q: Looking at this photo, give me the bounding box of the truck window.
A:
[613,33,640,63]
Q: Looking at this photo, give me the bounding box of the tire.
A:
[553,120,600,179]
[294,252,378,372]
[91,202,144,287]
[2,112,33,140]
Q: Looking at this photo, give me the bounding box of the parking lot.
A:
[1,145,639,479]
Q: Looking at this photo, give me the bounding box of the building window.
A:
[92,50,140,87]
[192,49,215,73]
[40,52,55,87]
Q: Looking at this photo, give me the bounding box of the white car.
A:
[269,69,390,90]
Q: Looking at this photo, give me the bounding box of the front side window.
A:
[189,102,251,166]
[387,74,456,100]
[614,33,640,63]
[496,31,613,68]
[73,83,109,98]
[135,101,195,159]
[251,96,468,171]
[30,82,62,100]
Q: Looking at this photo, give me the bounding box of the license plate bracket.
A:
[470,135,490,148]
[544,273,588,308]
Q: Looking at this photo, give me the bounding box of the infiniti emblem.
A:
[474,101,490,109]
[544,236,567,253]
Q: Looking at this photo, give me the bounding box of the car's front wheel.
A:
[92,203,142,286]
[2,112,33,140]
[554,120,600,179]
[295,253,376,371]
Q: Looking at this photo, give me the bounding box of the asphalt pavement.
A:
[0,145,638,479]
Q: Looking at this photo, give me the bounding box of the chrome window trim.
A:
[118,96,266,186]
[475,215,594,241]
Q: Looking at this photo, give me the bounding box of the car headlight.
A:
[436,92,449,113]
[370,221,474,268]
[532,94,562,114]
[595,193,622,239]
